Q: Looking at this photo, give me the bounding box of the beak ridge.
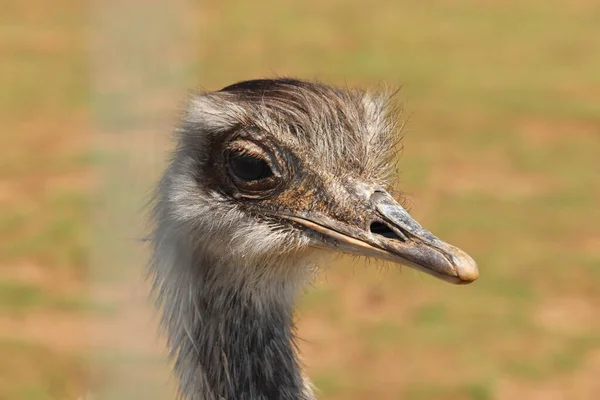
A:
[372,191,479,284]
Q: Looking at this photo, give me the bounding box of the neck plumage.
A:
[151,224,314,400]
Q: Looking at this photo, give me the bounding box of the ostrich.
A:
[149,78,478,400]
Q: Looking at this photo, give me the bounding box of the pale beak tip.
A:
[454,253,479,284]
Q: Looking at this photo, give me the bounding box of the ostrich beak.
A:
[282,190,478,285]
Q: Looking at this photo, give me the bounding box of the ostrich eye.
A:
[227,153,273,182]
[223,141,282,197]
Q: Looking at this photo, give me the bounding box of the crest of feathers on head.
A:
[179,78,406,190]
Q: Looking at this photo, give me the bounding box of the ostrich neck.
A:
[165,249,313,400]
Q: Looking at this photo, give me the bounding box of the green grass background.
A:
[1,0,599,399]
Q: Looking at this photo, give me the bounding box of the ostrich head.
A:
[150,78,478,400]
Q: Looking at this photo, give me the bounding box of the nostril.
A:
[369,221,405,242]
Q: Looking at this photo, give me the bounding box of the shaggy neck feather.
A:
[155,231,314,400]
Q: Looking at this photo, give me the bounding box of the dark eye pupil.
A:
[228,154,273,182]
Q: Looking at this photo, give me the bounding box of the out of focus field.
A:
[1,0,599,399]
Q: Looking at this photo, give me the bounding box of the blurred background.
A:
[1,0,599,399]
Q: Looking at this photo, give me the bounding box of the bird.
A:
[148,78,479,400]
